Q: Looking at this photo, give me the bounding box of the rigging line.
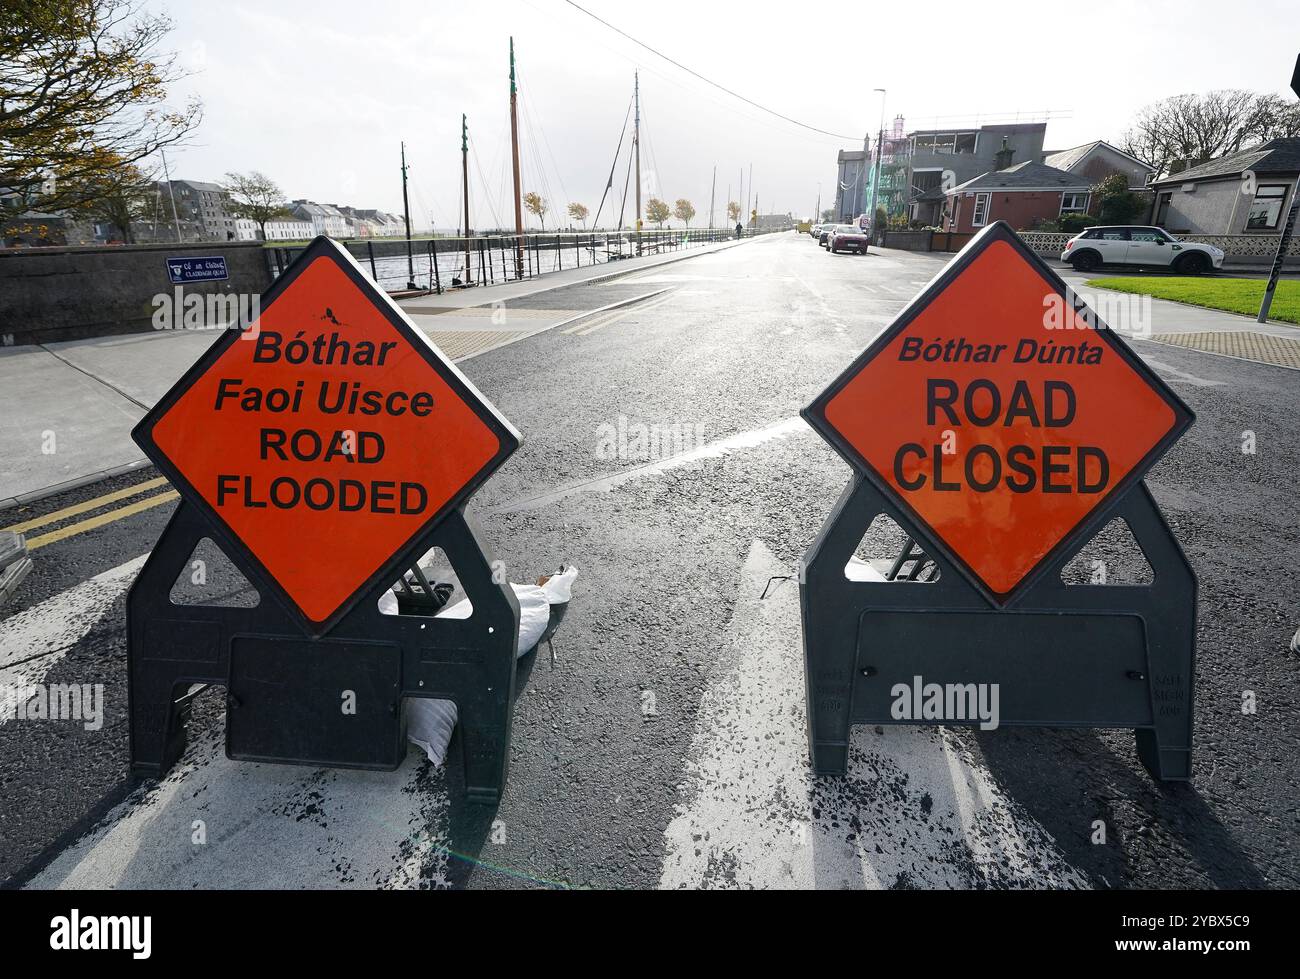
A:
[616,130,635,230]
[522,103,561,229]
[469,139,503,228]
[517,71,572,207]
[561,0,859,141]
[515,0,848,147]
[638,97,665,204]
[590,93,634,231]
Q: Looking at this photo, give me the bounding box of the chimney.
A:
[994,137,1016,171]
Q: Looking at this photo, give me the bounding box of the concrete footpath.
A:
[0,235,756,508]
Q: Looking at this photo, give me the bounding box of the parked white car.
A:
[1061,225,1224,274]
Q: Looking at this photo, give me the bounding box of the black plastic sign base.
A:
[128,499,519,804]
[799,474,1197,782]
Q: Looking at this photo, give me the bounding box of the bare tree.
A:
[673,198,696,228]
[0,0,202,212]
[1121,90,1300,176]
[223,171,290,238]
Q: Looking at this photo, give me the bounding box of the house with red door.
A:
[942,161,1093,233]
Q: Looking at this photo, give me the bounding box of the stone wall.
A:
[0,240,272,346]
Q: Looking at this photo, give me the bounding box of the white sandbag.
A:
[382,582,549,657]
[406,698,458,766]
[845,556,887,582]
[539,564,579,604]
[514,584,550,656]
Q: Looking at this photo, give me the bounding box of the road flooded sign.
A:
[134,235,520,634]
[802,220,1193,605]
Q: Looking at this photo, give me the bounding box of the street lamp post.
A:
[865,88,887,244]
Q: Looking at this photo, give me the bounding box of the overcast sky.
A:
[150,0,1298,228]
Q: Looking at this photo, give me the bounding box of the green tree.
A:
[645,197,670,228]
[0,0,202,212]
[566,201,589,229]
[223,171,290,239]
[1092,172,1144,224]
[76,157,153,242]
[523,191,548,230]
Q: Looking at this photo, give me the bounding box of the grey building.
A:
[1149,138,1300,235]
[907,123,1047,225]
[164,180,239,241]
[833,145,870,222]
[1044,140,1154,191]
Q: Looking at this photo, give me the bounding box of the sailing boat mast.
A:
[509,38,525,277]
[633,71,642,255]
[461,114,473,286]
[708,165,716,230]
[400,142,416,289]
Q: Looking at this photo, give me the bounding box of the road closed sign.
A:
[803,221,1193,604]
[133,236,519,633]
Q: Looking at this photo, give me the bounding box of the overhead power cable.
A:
[562,0,859,141]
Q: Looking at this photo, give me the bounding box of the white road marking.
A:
[1137,353,1229,387]
[0,554,147,699]
[489,418,809,514]
[659,539,1088,890]
[26,724,453,889]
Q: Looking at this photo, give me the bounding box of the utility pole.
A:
[739,168,744,229]
[400,142,416,289]
[1258,54,1300,322]
[462,114,473,286]
[633,72,642,255]
[865,88,886,243]
[747,163,752,228]
[160,148,183,243]
[815,183,821,224]
[509,38,525,278]
[708,165,716,230]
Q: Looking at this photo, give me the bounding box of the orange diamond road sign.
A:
[803,222,1193,605]
[134,236,520,634]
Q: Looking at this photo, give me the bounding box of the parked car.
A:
[1061,226,1224,274]
[810,223,824,240]
[818,225,835,248]
[829,225,869,254]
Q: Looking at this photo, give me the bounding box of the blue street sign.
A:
[166,256,229,284]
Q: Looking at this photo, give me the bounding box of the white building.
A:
[264,217,315,241]
[290,200,349,238]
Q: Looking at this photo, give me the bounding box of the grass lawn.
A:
[1085,276,1300,325]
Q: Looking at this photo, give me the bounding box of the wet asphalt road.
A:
[1,232,1297,888]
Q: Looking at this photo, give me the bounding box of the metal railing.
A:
[264,227,781,293]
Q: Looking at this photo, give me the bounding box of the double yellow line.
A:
[4,476,178,551]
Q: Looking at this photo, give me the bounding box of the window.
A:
[971,192,991,226]
[1097,229,1130,241]
[1060,192,1089,214]
[1245,184,1290,230]
[1129,228,1171,243]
